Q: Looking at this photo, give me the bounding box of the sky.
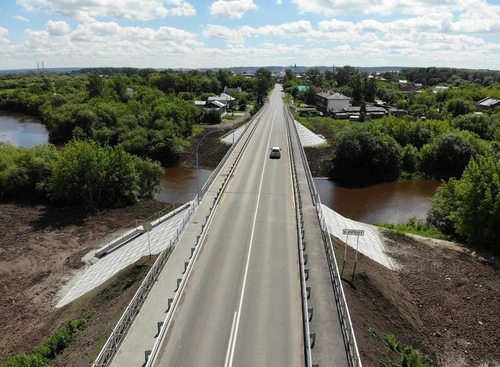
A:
[1,0,500,71]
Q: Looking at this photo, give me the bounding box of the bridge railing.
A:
[92,105,267,367]
[145,104,266,367]
[285,108,314,366]
[92,203,196,367]
[285,107,363,367]
[200,104,269,198]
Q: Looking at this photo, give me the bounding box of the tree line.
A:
[0,67,275,209]
[0,141,164,210]
[285,65,500,253]
[328,113,500,253]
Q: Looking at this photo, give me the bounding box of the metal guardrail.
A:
[285,107,363,367]
[145,104,267,367]
[92,203,195,367]
[284,109,314,366]
[92,105,268,367]
[200,104,268,198]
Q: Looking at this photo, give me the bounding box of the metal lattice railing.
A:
[284,106,362,367]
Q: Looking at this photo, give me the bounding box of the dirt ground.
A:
[1,120,500,366]
[337,232,500,367]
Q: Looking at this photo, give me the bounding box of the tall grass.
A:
[1,318,87,367]
[376,216,450,240]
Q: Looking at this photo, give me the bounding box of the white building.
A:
[316,91,351,114]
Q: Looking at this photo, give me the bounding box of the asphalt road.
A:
[154,85,304,367]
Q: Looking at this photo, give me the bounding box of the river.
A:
[314,179,441,224]
[154,166,441,225]
[0,111,49,147]
[0,111,440,224]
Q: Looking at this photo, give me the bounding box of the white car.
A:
[270,146,282,159]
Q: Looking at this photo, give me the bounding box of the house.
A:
[207,93,236,110]
[433,86,449,93]
[477,97,500,111]
[223,86,242,95]
[316,91,351,114]
[330,104,406,120]
[331,105,389,120]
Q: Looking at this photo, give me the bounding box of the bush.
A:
[49,140,163,209]
[419,132,483,179]
[0,319,86,367]
[331,126,402,183]
[201,109,222,124]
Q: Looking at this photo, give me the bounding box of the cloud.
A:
[12,19,203,69]
[68,20,200,43]
[209,0,258,19]
[204,20,316,44]
[203,24,246,43]
[17,0,196,21]
[291,0,496,18]
[13,15,30,22]
[45,20,71,36]
[0,27,9,44]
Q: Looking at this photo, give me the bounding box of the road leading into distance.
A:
[153,85,304,367]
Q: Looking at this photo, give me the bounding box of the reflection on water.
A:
[314,179,442,224]
[154,166,214,204]
[0,112,442,225]
[155,168,441,225]
[0,111,49,147]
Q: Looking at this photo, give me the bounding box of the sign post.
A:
[341,228,365,279]
[143,222,153,258]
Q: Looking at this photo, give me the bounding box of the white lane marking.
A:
[224,312,238,367]
[226,109,276,367]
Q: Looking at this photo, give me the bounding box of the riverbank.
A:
[1,127,499,366]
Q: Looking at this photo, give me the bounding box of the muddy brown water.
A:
[154,166,214,204]
[155,166,442,225]
[315,179,441,224]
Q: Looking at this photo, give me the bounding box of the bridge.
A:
[86,84,363,367]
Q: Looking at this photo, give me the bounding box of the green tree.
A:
[359,99,367,122]
[306,67,322,86]
[363,74,377,102]
[112,74,128,101]
[215,69,232,90]
[427,178,460,236]
[254,68,273,105]
[49,141,162,209]
[446,98,472,118]
[451,155,500,251]
[331,127,402,183]
[86,71,104,98]
[305,85,317,105]
[0,143,58,199]
[452,113,496,140]
[201,109,222,124]
[350,74,363,105]
[284,68,294,82]
[335,65,358,87]
[419,132,482,179]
